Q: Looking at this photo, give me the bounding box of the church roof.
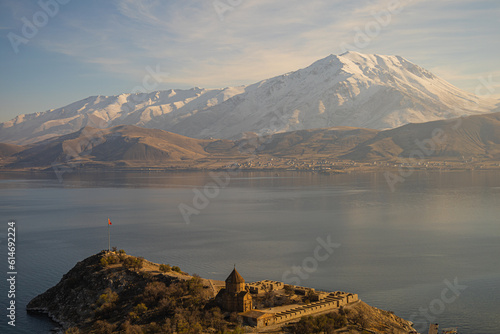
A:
[226,268,245,284]
[238,291,251,299]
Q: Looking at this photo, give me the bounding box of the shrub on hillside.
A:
[143,281,169,307]
[123,256,144,270]
[159,264,171,272]
[100,254,119,267]
[292,312,347,334]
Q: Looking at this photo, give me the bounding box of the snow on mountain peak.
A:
[0,52,497,144]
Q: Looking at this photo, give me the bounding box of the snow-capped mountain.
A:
[1,52,498,144]
[170,51,498,139]
[0,87,246,144]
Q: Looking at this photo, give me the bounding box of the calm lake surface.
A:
[0,170,499,333]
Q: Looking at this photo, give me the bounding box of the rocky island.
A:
[27,251,418,333]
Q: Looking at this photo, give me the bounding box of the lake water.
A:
[0,170,499,333]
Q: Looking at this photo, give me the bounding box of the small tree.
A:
[100,257,109,267]
[159,264,171,272]
[97,288,118,306]
[123,256,144,270]
[128,303,148,321]
[134,303,148,316]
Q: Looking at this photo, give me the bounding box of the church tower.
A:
[221,268,253,312]
[226,268,246,293]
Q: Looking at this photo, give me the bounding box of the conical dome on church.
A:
[226,268,245,284]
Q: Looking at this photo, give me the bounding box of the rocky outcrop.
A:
[27,251,418,333]
[344,301,417,333]
[26,251,183,332]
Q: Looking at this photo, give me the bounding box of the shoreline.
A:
[3,163,500,175]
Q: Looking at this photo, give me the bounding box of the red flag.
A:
[108,218,112,225]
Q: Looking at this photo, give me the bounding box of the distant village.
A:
[98,155,500,174]
[222,157,500,172]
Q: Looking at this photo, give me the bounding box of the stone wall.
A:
[274,292,359,324]
[248,280,284,294]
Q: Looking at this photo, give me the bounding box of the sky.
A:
[0,0,499,123]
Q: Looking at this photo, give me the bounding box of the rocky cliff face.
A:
[26,251,188,332]
[343,301,417,333]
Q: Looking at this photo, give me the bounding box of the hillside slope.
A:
[0,143,25,157]
[250,127,379,157]
[9,125,218,169]
[343,112,500,160]
[4,112,500,170]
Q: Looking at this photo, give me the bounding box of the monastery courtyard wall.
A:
[241,280,359,328]
[273,291,359,324]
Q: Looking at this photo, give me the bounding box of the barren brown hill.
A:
[0,143,25,157]
[5,112,500,169]
[8,125,222,168]
[342,112,500,161]
[248,127,379,157]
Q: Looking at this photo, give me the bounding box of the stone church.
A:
[219,268,253,313]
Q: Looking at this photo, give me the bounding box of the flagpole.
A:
[108,219,110,252]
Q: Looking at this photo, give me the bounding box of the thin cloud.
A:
[28,0,500,92]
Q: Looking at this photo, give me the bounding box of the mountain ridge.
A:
[4,112,500,171]
[342,111,500,160]
[1,52,498,145]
